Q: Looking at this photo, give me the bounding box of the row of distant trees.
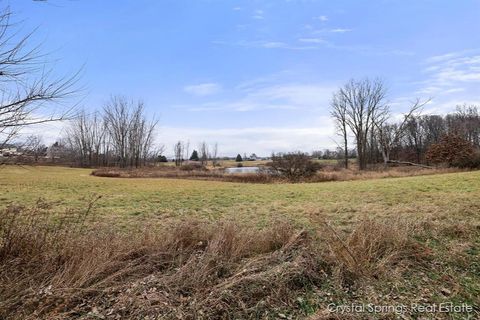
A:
[56,96,159,168]
[6,94,480,170]
[375,106,480,166]
[330,79,480,169]
[172,141,219,167]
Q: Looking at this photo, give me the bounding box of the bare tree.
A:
[184,140,190,163]
[150,144,166,165]
[103,96,158,168]
[47,139,72,164]
[199,141,208,166]
[374,98,428,166]
[211,142,219,166]
[104,96,129,167]
[0,7,79,147]
[173,141,184,166]
[22,134,46,162]
[128,103,157,167]
[64,110,105,167]
[448,104,480,147]
[330,93,349,168]
[331,78,388,170]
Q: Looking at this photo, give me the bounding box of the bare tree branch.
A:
[0,6,81,146]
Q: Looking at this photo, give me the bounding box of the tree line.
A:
[330,78,480,169]
[58,96,159,167]
[172,141,219,167]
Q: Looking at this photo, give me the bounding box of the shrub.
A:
[90,170,120,177]
[452,151,480,169]
[180,162,207,171]
[425,134,475,167]
[267,152,322,181]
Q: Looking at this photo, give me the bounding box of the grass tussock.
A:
[319,218,432,285]
[0,201,448,319]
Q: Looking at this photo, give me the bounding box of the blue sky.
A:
[12,0,480,156]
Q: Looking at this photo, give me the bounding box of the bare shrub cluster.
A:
[268,152,323,181]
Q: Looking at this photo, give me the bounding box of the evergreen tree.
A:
[235,154,243,162]
[190,150,199,161]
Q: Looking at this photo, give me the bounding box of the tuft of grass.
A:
[319,218,432,285]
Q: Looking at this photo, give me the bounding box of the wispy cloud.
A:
[411,50,480,113]
[213,38,413,56]
[244,83,335,108]
[298,38,326,44]
[421,99,480,114]
[315,15,328,22]
[212,39,318,50]
[177,101,296,112]
[261,41,288,48]
[252,9,264,20]
[418,50,480,95]
[329,28,352,33]
[177,82,335,113]
[184,83,222,96]
[312,28,353,34]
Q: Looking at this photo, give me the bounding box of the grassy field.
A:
[1,165,479,319]
[0,165,478,227]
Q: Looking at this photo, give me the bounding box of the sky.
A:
[9,0,480,156]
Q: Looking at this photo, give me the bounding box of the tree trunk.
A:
[387,160,434,169]
[343,124,348,169]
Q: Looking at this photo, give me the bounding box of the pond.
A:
[224,166,261,174]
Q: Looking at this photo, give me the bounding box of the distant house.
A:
[0,147,21,157]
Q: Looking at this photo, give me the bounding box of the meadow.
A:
[1,165,478,228]
[0,165,479,319]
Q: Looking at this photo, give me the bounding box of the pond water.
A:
[224,166,261,174]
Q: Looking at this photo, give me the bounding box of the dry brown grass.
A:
[319,218,432,285]
[91,166,277,183]
[0,200,446,319]
[91,165,464,184]
[314,166,463,182]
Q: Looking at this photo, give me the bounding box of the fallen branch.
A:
[387,160,434,169]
